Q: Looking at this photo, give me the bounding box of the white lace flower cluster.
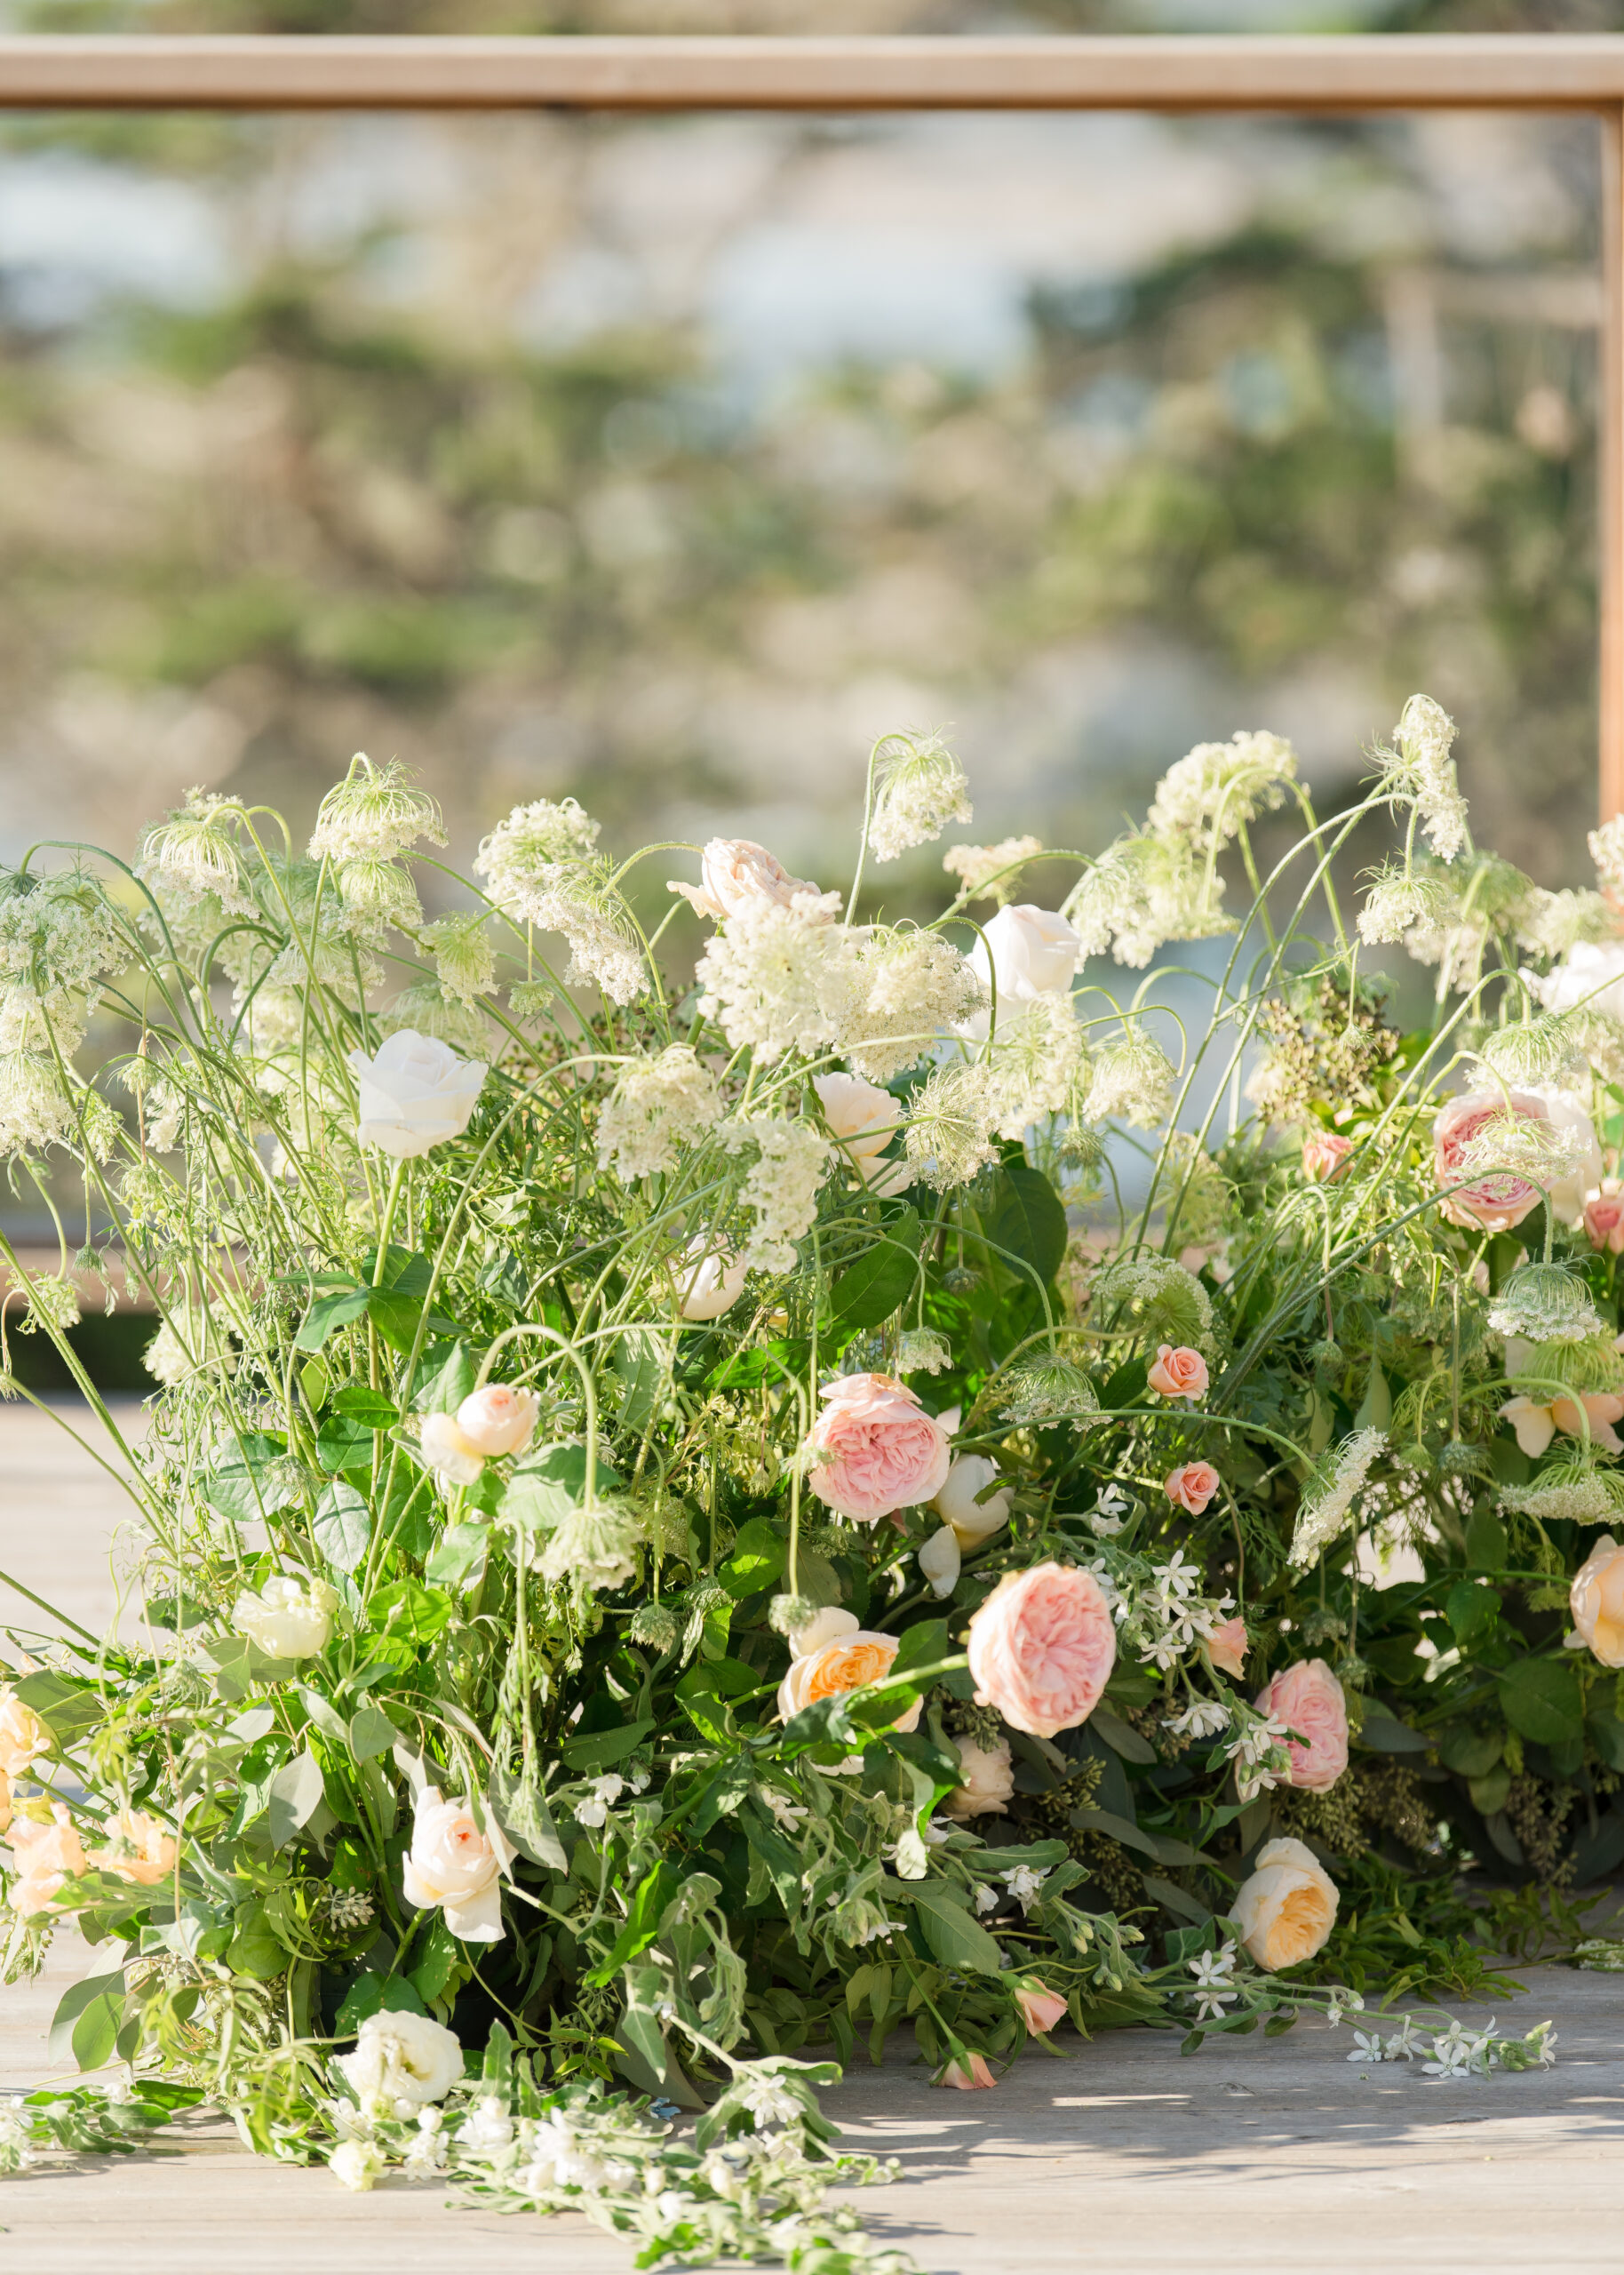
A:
[721,1117,832,1273]
[867,731,972,862]
[1146,730,1298,854]
[1374,693,1470,864]
[942,834,1044,906]
[1287,1427,1387,1569]
[840,925,983,1082]
[694,892,847,1061]
[475,795,647,1005]
[595,1045,722,1181]
[0,868,124,1160]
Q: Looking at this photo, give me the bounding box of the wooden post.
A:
[1604,108,1624,823]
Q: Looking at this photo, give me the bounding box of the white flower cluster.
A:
[1487,1262,1606,1345]
[1347,2016,1556,2079]
[0,871,122,1054]
[694,893,848,1062]
[839,925,983,1082]
[1591,813,1624,901]
[1084,1023,1176,1128]
[1147,730,1298,854]
[1222,1701,1293,1801]
[722,1116,832,1273]
[1287,1427,1387,1569]
[1355,861,1459,950]
[1090,1251,1214,1353]
[308,755,445,865]
[474,797,648,1005]
[595,1045,722,1181]
[138,787,256,916]
[867,732,972,863]
[1085,1539,1235,1674]
[1376,694,1470,864]
[942,835,1044,906]
[1067,831,1231,970]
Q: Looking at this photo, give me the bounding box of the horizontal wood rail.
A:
[0,34,1623,114]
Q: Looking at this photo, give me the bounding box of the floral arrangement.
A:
[0,704,1603,2257]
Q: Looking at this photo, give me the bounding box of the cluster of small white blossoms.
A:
[1086,1542,1236,1674]
[1222,1702,1294,1802]
[474,794,647,1006]
[305,756,446,941]
[1287,1427,1388,1569]
[1184,1939,1240,2021]
[1082,1023,1177,1128]
[973,1863,1050,1915]
[570,1764,650,1830]
[942,834,1043,906]
[1342,2015,1556,2079]
[595,1045,723,1181]
[0,868,123,1157]
[1375,692,1470,866]
[866,731,973,863]
[721,1118,833,1273]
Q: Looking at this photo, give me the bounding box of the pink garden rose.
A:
[1165,1460,1220,1515]
[7,1806,86,1916]
[1432,1085,1600,1233]
[1206,1616,1248,1680]
[940,2052,997,2090]
[1257,1658,1349,1792]
[808,1373,952,1524]
[1302,1133,1355,1182]
[967,1562,1117,1740]
[454,1384,540,1457]
[1571,1535,1624,1667]
[1013,1981,1069,2035]
[669,837,827,924]
[1586,1187,1624,1255]
[1147,1345,1209,1402]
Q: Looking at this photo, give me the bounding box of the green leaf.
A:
[295,1284,371,1353]
[1500,1656,1584,1745]
[561,1718,654,1775]
[413,1340,478,1417]
[1465,1505,1509,1572]
[267,1748,327,1849]
[892,1618,950,1678]
[50,1968,125,2068]
[315,1414,378,1474]
[313,1481,371,1574]
[332,1385,399,1426]
[363,1249,437,1353]
[1445,1578,1498,1648]
[904,1881,1007,1976]
[1356,1711,1432,1754]
[1353,1362,1391,1433]
[502,1443,624,1532]
[409,1913,462,2005]
[613,1329,671,1433]
[1142,1873,1210,1927]
[1437,1724,1502,1779]
[348,1702,402,1762]
[585,1860,679,1988]
[12,1670,102,1745]
[981,1162,1067,1287]
[295,1686,349,1745]
[490,1760,568,1872]
[335,1972,426,2034]
[718,1516,786,1601]
[1088,1704,1158,1765]
[1590,1711,1624,1774]
[830,1209,921,1333]
[426,1523,489,1588]
[368,1578,455,1644]
[1071,1805,1166,1862]
[226,1904,289,1981]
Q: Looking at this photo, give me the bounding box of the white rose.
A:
[454,1385,540,1457]
[401,1784,512,1944]
[669,837,827,924]
[931,1454,1013,1548]
[328,2138,385,2191]
[1528,939,1624,1023]
[1231,1835,1339,1970]
[671,1236,750,1321]
[1524,1083,1604,1225]
[967,905,1081,1005]
[813,1072,912,1197]
[336,2008,464,2116]
[349,1029,487,1159]
[917,1525,960,1598]
[943,1736,1015,1821]
[233,1575,339,1661]
[420,1409,485,1488]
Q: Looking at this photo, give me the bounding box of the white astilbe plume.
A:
[722,1117,832,1272]
[596,1046,722,1181]
[902,1061,1001,1191]
[695,893,853,1062]
[1375,695,1469,864]
[942,835,1043,906]
[866,732,972,863]
[1590,813,1624,901]
[308,755,445,865]
[1517,888,1614,961]
[417,914,497,1008]
[475,797,601,921]
[139,788,256,917]
[1288,1429,1387,1569]
[1147,730,1298,854]
[1084,1025,1176,1129]
[1066,833,1231,969]
[834,926,983,1082]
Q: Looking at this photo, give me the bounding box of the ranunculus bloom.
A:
[943,1736,1015,1821]
[1232,1835,1339,1970]
[671,1236,751,1322]
[940,2052,997,2090]
[967,1562,1117,1740]
[90,1808,177,1887]
[337,2008,464,2116]
[1148,1345,1209,1402]
[808,1373,951,1524]
[420,1409,485,1488]
[1302,1133,1355,1182]
[455,1384,539,1458]
[932,1454,1013,1547]
[1501,1391,1624,1458]
[967,905,1081,1004]
[1432,1084,1601,1233]
[8,1806,87,1916]
[349,1029,488,1160]
[669,836,826,924]
[0,1690,46,1778]
[1586,1187,1624,1255]
[233,1574,339,1661]
[1206,1616,1248,1680]
[1571,1534,1624,1666]
[1165,1460,1220,1515]
[776,1608,923,1734]
[1013,1981,1069,2035]
[402,1784,512,1944]
[1257,1659,1348,1792]
[813,1072,912,1197]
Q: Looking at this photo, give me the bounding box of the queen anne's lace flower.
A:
[596,1046,722,1181]
[942,836,1044,906]
[1488,1263,1607,1345]
[0,1051,76,1158]
[416,914,497,1008]
[902,1061,1001,1190]
[308,755,445,865]
[1288,1428,1387,1568]
[721,1116,832,1273]
[1147,730,1297,853]
[1355,862,1459,947]
[1376,695,1470,864]
[695,894,852,1062]
[1084,1024,1176,1128]
[1091,1252,1214,1353]
[866,732,972,863]
[1517,887,1614,960]
[336,856,423,938]
[475,797,601,919]
[1066,832,1230,969]
[138,788,256,916]
[834,926,983,1082]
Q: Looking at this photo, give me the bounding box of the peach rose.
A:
[814,1073,913,1198]
[669,837,827,924]
[90,1808,178,1887]
[1257,1658,1348,1792]
[967,1562,1117,1741]
[1432,1085,1601,1233]
[0,1690,46,1779]
[1232,1835,1339,1970]
[402,1784,513,1944]
[454,1384,540,1458]
[776,1608,923,1734]
[1571,1534,1624,1667]
[7,1805,87,1916]
[1148,1345,1209,1402]
[808,1373,952,1524]
[939,2052,997,2090]
[1165,1461,1220,1515]
[1302,1133,1355,1182]
[1501,1391,1624,1459]
[1586,1187,1624,1255]
[1206,1616,1248,1680]
[1013,1981,1069,2035]
[943,1736,1015,1821]
[0,1769,10,1836]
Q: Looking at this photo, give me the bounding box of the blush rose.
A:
[967,1562,1117,1740]
[1165,1461,1220,1515]
[1206,1616,1249,1680]
[1301,1132,1355,1182]
[1570,1534,1624,1667]
[808,1373,952,1523]
[1147,1345,1209,1401]
[402,1784,513,1944]
[1256,1658,1349,1792]
[669,837,827,924]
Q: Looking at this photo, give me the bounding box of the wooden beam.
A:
[4,34,1624,114]
[1604,110,1624,822]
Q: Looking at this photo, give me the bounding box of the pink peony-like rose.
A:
[808,1373,952,1524]
[1431,1085,1601,1233]
[455,1384,540,1458]
[1586,1188,1624,1255]
[669,837,828,925]
[8,1805,86,1916]
[1206,1616,1248,1680]
[90,1808,178,1887]
[1302,1133,1355,1182]
[1148,1345,1209,1402]
[1165,1460,1220,1515]
[939,2052,997,2090]
[1013,1981,1069,2036]
[1257,1658,1348,1792]
[967,1562,1117,1740]
[1571,1534,1624,1667]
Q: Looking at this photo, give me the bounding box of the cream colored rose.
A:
[402,1784,513,1944]
[671,1236,751,1321]
[233,1574,339,1662]
[931,1454,1013,1548]
[967,905,1081,1002]
[349,1029,488,1159]
[420,1409,486,1488]
[669,837,827,924]
[90,1808,178,1887]
[814,1072,912,1197]
[943,1737,1015,1822]
[776,1608,923,1734]
[1571,1533,1624,1666]
[0,1690,46,1779]
[336,2008,464,2116]
[917,1525,961,1599]
[455,1385,539,1457]
[1232,1835,1339,1970]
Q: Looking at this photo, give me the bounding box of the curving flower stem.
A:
[477,1322,599,1503]
[371,1156,410,1287]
